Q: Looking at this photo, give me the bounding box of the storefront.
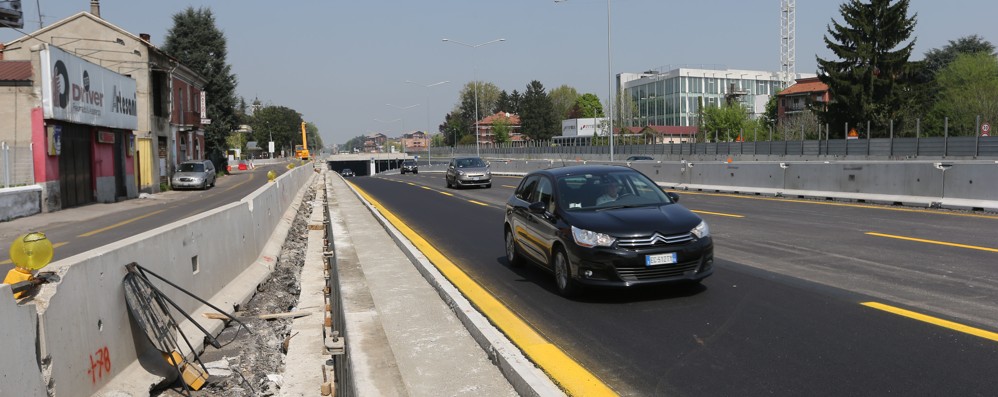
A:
[35,44,138,209]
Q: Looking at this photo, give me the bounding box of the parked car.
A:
[626,155,654,161]
[446,157,491,188]
[503,165,713,297]
[401,159,419,174]
[172,160,216,190]
[341,168,355,177]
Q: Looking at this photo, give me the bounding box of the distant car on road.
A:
[626,156,654,161]
[446,157,491,188]
[172,160,216,190]
[503,165,713,297]
[401,159,419,174]
[341,168,355,177]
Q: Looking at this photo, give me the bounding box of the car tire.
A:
[201,180,208,190]
[414,171,418,174]
[553,248,580,298]
[505,229,524,268]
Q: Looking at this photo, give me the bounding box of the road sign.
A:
[201,118,211,125]
[982,122,990,137]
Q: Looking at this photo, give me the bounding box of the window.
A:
[516,176,539,200]
[529,177,554,212]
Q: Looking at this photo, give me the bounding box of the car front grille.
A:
[616,232,693,249]
[616,259,702,281]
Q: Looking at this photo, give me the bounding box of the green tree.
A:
[568,93,604,118]
[913,35,995,134]
[306,122,323,152]
[442,111,469,146]
[816,0,917,138]
[249,106,303,154]
[342,135,367,152]
[549,85,580,120]
[458,81,501,128]
[519,80,559,140]
[762,95,779,129]
[702,103,751,141]
[929,53,998,136]
[162,7,239,165]
[491,117,511,145]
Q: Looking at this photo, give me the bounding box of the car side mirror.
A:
[528,201,547,214]
[666,192,680,202]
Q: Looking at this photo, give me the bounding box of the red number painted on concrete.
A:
[87,346,112,384]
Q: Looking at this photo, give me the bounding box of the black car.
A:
[503,165,713,297]
[401,159,419,174]
[626,155,654,161]
[341,168,355,177]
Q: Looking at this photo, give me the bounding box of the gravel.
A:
[155,187,316,396]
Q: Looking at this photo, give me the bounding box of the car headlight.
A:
[691,220,710,239]
[572,226,616,248]
[457,170,465,176]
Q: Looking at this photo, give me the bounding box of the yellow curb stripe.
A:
[352,184,617,396]
[691,210,744,218]
[862,302,998,343]
[77,210,167,237]
[467,200,489,207]
[865,232,998,253]
[439,191,454,196]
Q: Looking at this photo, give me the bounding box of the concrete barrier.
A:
[0,164,315,396]
[479,159,998,211]
[0,185,42,221]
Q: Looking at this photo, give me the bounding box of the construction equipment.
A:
[295,121,310,160]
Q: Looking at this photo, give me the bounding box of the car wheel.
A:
[553,248,579,297]
[201,180,208,190]
[414,171,418,174]
[505,229,524,267]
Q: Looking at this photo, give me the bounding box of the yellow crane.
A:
[295,121,310,160]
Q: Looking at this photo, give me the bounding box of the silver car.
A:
[172,160,216,190]
[446,157,491,189]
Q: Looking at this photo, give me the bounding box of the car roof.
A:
[528,164,635,178]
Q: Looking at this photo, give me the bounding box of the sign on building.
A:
[39,44,138,130]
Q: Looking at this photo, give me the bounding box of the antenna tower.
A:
[780,0,796,88]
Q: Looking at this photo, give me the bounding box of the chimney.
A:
[90,0,101,18]
[140,33,151,42]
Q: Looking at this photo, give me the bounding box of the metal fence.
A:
[0,142,34,188]
[435,136,998,159]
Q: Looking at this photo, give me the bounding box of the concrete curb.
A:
[344,182,565,397]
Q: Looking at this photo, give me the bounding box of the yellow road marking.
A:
[351,184,617,396]
[502,185,518,189]
[691,210,744,218]
[866,232,998,253]
[676,190,998,220]
[440,191,454,196]
[225,172,256,192]
[407,182,416,186]
[862,302,998,343]
[421,186,433,191]
[77,210,167,237]
[467,200,489,207]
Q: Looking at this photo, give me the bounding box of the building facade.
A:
[619,67,816,128]
[476,112,524,145]
[401,131,428,152]
[776,77,829,121]
[3,11,207,195]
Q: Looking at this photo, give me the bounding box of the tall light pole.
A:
[386,103,420,155]
[555,0,614,161]
[406,80,450,165]
[442,38,505,157]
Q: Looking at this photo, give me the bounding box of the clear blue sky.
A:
[3,1,995,146]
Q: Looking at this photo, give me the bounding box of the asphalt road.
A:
[1,163,291,274]
[351,170,998,396]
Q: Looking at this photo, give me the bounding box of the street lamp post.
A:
[442,38,506,158]
[555,0,614,161]
[406,80,450,165]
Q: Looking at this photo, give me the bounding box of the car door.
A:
[510,176,546,263]
[524,176,560,268]
[446,159,456,182]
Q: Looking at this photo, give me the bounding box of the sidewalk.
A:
[325,172,522,396]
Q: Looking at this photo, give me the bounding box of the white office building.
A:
[619,67,816,128]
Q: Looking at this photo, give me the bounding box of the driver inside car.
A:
[596,181,620,205]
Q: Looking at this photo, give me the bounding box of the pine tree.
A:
[519,81,558,140]
[162,7,239,164]
[816,0,917,137]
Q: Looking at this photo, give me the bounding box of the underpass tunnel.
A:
[326,158,408,176]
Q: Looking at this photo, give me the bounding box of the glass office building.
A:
[619,67,815,128]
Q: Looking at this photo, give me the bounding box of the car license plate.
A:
[646,253,677,266]
[471,176,479,180]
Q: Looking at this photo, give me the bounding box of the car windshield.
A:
[343,168,352,173]
[456,158,486,168]
[403,160,416,165]
[556,170,672,211]
[179,163,204,172]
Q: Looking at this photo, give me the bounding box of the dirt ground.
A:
[155,187,316,397]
